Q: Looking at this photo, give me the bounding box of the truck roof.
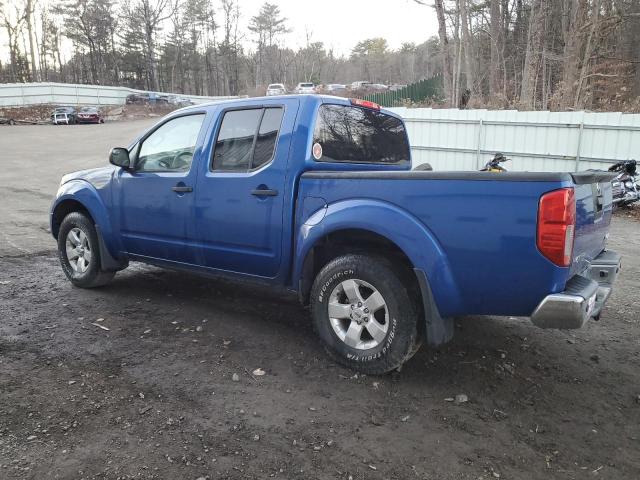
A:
[179,94,401,120]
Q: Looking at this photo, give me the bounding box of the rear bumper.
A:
[530,250,621,329]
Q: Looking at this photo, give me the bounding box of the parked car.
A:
[266,83,287,96]
[51,106,77,125]
[125,93,150,105]
[77,106,105,124]
[350,81,371,90]
[294,82,316,94]
[0,116,16,125]
[167,95,195,107]
[325,84,347,94]
[51,95,621,374]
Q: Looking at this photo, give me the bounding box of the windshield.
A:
[312,104,410,164]
[300,83,314,88]
[80,107,97,113]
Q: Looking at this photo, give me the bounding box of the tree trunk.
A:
[559,0,587,109]
[520,0,546,109]
[489,0,501,97]
[434,0,453,105]
[574,0,602,109]
[460,0,474,92]
[25,0,38,82]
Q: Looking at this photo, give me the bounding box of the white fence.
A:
[390,107,640,172]
[0,82,238,107]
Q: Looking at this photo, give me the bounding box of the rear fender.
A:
[294,199,463,320]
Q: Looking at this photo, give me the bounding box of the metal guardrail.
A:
[0,82,239,107]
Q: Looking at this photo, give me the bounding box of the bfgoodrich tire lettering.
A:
[310,254,420,374]
[57,212,115,288]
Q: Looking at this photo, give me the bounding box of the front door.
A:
[117,112,208,264]
[194,99,299,278]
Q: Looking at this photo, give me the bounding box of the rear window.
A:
[312,104,410,164]
[300,83,314,87]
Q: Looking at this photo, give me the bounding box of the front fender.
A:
[51,179,121,261]
[293,199,463,317]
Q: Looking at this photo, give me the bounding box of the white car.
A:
[350,81,371,90]
[325,84,347,94]
[294,82,316,94]
[266,83,286,96]
[167,95,195,106]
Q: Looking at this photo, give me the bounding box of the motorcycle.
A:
[481,153,509,172]
[608,160,639,208]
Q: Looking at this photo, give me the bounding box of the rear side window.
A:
[253,108,284,169]
[312,104,410,164]
[212,107,284,171]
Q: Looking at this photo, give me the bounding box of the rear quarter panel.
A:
[296,175,574,317]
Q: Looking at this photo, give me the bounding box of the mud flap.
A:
[95,224,128,272]
[414,268,454,347]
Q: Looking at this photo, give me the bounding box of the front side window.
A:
[137,114,205,172]
[212,107,284,171]
[312,104,410,164]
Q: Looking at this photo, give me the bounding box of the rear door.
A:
[194,98,299,278]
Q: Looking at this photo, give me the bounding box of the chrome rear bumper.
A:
[531,250,621,329]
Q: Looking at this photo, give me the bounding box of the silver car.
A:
[325,84,347,94]
[294,82,316,94]
[266,83,286,96]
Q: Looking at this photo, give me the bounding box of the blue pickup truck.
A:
[51,95,621,373]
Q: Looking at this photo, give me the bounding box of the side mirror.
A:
[109,147,131,169]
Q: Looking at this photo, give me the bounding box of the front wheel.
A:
[310,254,421,374]
[57,212,115,288]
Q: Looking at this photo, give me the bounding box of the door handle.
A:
[251,188,278,197]
[172,185,193,193]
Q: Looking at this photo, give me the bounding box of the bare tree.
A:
[520,0,546,109]
[489,0,502,97]
[24,0,38,81]
[130,0,176,90]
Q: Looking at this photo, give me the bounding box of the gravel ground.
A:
[1,122,639,479]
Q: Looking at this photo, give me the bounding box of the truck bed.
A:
[297,170,613,318]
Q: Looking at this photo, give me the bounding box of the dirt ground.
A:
[1,122,639,480]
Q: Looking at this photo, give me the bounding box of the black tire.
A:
[310,254,421,374]
[57,212,115,288]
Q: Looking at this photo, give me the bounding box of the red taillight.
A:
[349,98,381,110]
[537,188,576,267]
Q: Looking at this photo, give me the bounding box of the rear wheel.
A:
[310,254,421,374]
[57,212,115,288]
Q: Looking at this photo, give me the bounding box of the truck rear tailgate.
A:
[570,171,615,276]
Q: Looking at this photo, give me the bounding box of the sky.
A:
[0,0,439,63]
[240,0,438,56]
